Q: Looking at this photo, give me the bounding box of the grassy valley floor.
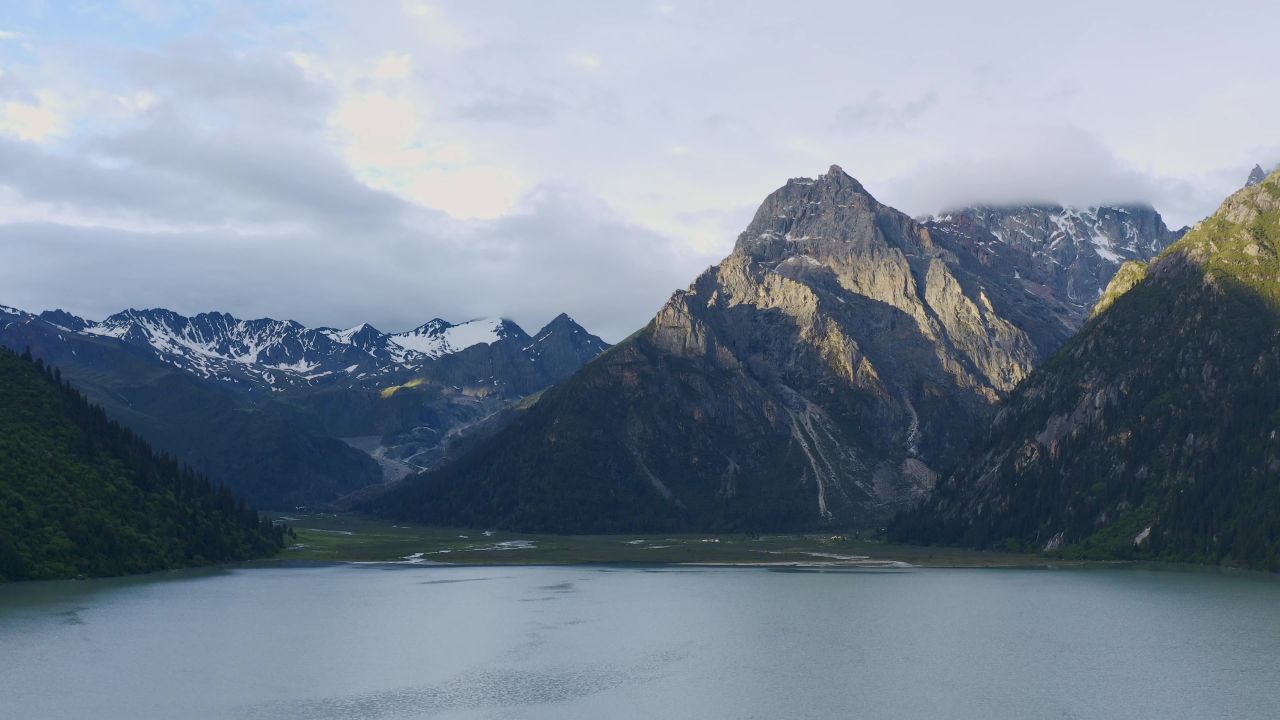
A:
[271,512,1062,568]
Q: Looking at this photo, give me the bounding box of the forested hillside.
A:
[0,347,285,581]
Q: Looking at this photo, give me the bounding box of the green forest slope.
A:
[0,347,285,581]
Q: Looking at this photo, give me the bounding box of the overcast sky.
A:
[0,1,1275,340]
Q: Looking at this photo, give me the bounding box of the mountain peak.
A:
[542,312,578,328]
[533,313,608,346]
[1246,163,1268,188]
[781,164,867,192]
[737,165,883,255]
[491,318,529,340]
[819,163,867,193]
[38,309,88,331]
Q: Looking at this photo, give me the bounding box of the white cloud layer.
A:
[0,1,1276,339]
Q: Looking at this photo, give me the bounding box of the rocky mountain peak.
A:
[537,312,585,334]
[493,318,527,340]
[37,309,88,332]
[734,165,907,260]
[344,322,386,349]
[1246,163,1268,187]
[404,318,451,337]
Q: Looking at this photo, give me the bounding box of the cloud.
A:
[0,93,62,141]
[372,52,413,79]
[331,91,424,166]
[0,103,406,231]
[399,1,475,51]
[0,184,695,340]
[0,30,693,339]
[834,91,938,132]
[886,126,1167,214]
[3,0,1278,341]
[566,52,602,71]
[454,92,559,126]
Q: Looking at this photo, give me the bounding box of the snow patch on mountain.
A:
[389,318,507,358]
[67,308,524,386]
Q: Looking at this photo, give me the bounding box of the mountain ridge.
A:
[923,202,1185,329]
[890,169,1280,570]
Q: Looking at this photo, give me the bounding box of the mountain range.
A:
[9,161,1271,570]
[0,306,608,507]
[375,166,1184,533]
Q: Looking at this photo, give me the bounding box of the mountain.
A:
[1246,163,1269,187]
[74,309,553,390]
[890,170,1280,571]
[0,347,284,581]
[925,204,1185,328]
[273,312,610,474]
[0,307,608,507]
[377,166,1137,533]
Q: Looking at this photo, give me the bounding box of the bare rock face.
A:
[925,204,1184,330]
[381,166,1077,532]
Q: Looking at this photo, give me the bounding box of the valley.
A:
[277,512,1048,567]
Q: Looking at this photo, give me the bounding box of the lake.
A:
[1,563,1278,719]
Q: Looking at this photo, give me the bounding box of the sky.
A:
[0,1,1276,340]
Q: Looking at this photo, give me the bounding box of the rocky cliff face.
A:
[891,171,1280,570]
[925,204,1185,329]
[380,166,1086,532]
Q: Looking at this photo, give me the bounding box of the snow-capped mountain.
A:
[13,307,597,390]
[388,318,524,359]
[924,204,1186,326]
[2,305,608,393]
[0,303,611,505]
